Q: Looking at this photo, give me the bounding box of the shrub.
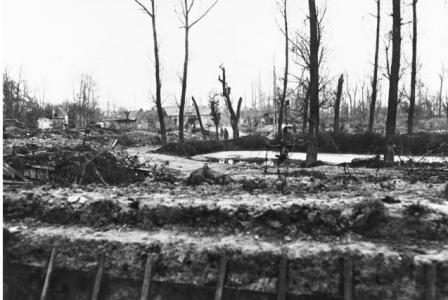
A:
[351,199,387,233]
[404,202,432,219]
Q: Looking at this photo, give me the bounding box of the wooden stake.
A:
[277,255,288,300]
[40,247,56,300]
[214,256,228,300]
[91,255,105,300]
[343,257,354,300]
[425,263,436,300]
[140,255,155,300]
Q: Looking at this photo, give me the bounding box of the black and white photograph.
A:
[2,0,448,299]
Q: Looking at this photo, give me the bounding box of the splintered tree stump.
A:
[187,164,232,186]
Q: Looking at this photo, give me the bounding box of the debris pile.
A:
[187,164,232,185]
[144,162,181,184]
[4,144,147,186]
[54,149,146,185]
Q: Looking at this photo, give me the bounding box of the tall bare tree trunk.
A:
[176,0,217,143]
[179,25,189,143]
[408,0,417,136]
[219,66,242,140]
[384,0,401,166]
[439,67,445,118]
[302,86,309,134]
[333,74,344,134]
[191,96,207,140]
[306,0,319,166]
[132,0,167,145]
[215,124,219,141]
[230,98,242,140]
[151,1,167,145]
[277,0,289,137]
[369,0,381,134]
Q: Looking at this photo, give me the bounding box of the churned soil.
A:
[4,144,448,299]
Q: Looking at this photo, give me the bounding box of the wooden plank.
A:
[40,247,56,300]
[214,256,229,300]
[343,257,354,300]
[277,255,288,300]
[140,255,155,300]
[425,264,437,300]
[91,255,105,300]
[3,162,30,182]
[3,180,33,186]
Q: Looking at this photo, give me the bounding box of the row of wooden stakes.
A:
[39,247,439,300]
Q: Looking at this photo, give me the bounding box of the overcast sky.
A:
[2,0,448,110]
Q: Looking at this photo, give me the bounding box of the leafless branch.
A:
[189,0,218,28]
[133,0,154,17]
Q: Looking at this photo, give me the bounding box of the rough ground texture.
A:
[3,138,448,299]
[4,222,448,300]
[4,177,448,240]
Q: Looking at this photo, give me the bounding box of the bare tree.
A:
[384,0,402,165]
[277,0,289,137]
[133,0,167,145]
[439,65,446,117]
[333,74,344,134]
[121,109,132,129]
[407,0,418,135]
[218,66,242,140]
[369,0,381,134]
[209,94,221,141]
[73,74,96,129]
[306,0,320,166]
[176,0,218,143]
[191,96,207,140]
[345,77,358,122]
[302,87,310,134]
[290,3,326,137]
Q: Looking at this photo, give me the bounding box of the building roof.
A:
[164,105,210,117]
[128,109,144,120]
[104,109,143,122]
[164,106,180,117]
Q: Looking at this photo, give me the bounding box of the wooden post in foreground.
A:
[140,255,156,300]
[40,247,56,300]
[425,263,436,300]
[91,255,105,300]
[277,255,288,300]
[214,256,228,300]
[343,257,354,300]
